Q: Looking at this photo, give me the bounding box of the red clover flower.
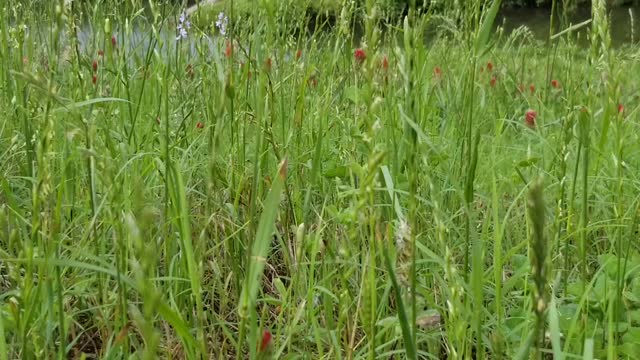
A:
[354,48,366,65]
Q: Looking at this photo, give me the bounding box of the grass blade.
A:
[239,158,287,315]
[548,297,564,360]
[167,161,207,356]
[475,0,502,54]
[382,247,416,360]
[238,158,288,356]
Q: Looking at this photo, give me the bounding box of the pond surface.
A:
[499,6,640,46]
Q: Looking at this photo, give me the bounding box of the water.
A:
[499,6,640,46]
[34,6,640,60]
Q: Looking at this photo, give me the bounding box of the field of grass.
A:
[2,0,640,359]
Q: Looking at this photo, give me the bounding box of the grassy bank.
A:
[1,0,640,359]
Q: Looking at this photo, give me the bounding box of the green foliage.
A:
[2,0,640,358]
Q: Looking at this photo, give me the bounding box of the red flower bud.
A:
[354,48,366,65]
[433,66,442,81]
[259,330,273,352]
[225,41,233,58]
[525,109,537,128]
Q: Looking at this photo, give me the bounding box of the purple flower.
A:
[215,12,228,36]
[176,11,191,41]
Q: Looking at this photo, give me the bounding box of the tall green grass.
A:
[1,0,640,358]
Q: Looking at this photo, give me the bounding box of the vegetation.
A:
[1,0,640,358]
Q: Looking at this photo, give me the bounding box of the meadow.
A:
[1,0,640,359]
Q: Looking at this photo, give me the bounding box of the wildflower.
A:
[215,12,228,36]
[354,48,366,65]
[308,76,318,88]
[98,49,104,57]
[264,57,272,71]
[381,55,389,71]
[92,74,97,85]
[196,121,204,129]
[259,330,273,352]
[225,40,233,58]
[618,103,624,115]
[551,79,560,88]
[433,66,442,80]
[525,109,537,128]
[487,61,494,72]
[92,59,98,72]
[530,84,536,94]
[176,11,191,41]
[295,49,302,61]
[111,35,117,47]
[490,75,497,88]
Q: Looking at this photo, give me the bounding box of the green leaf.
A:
[323,165,348,178]
[548,297,565,360]
[344,86,360,104]
[475,0,502,54]
[620,328,640,357]
[381,165,404,220]
[239,159,287,318]
[52,97,131,113]
[168,161,206,355]
[382,249,416,360]
[582,338,594,360]
[517,157,540,168]
[0,305,7,360]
